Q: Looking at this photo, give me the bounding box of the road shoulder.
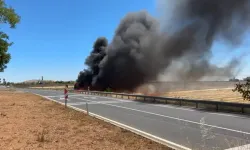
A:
[0,90,171,150]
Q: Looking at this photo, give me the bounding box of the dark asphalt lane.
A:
[19,89,250,150]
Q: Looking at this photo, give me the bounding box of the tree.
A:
[2,78,5,85]
[232,79,250,101]
[244,76,250,81]
[229,77,239,82]
[0,0,20,72]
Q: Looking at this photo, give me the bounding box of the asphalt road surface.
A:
[19,89,250,150]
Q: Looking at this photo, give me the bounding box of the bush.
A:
[229,78,239,82]
[244,76,250,81]
[232,79,250,101]
[105,87,112,92]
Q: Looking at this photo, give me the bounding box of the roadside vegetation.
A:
[0,90,170,150]
[0,0,20,72]
[233,77,250,101]
[12,80,75,88]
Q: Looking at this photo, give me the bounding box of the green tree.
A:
[0,0,20,72]
[232,79,250,101]
[244,76,250,81]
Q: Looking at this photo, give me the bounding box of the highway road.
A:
[19,89,250,150]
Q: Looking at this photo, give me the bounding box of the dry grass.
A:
[0,90,170,150]
[162,88,250,103]
[108,88,249,103]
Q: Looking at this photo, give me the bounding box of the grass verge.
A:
[0,90,171,150]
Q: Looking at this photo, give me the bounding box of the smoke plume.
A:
[76,0,250,91]
[75,37,107,89]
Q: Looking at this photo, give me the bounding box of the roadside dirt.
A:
[0,90,170,150]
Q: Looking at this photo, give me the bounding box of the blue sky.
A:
[1,0,249,82]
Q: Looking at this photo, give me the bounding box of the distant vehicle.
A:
[6,86,10,88]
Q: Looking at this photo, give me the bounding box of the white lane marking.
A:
[67,102,87,106]
[92,100,132,104]
[73,97,250,135]
[34,93,190,150]
[38,92,247,119]
[209,112,248,118]
[46,94,80,98]
[73,97,132,104]
[84,94,248,119]
[225,144,250,150]
[58,97,71,101]
[68,101,130,105]
[154,104,248,118]
[153,104,195,111]
[80,94,132,102]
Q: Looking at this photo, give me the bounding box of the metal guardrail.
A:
[70,90,250,114]
[28,88,250,114]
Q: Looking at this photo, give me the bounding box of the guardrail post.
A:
[153,98,156,103]
[216,104,219,112]
[196,102,198,108]
[135,96,137,100]
[65,98,67,108]
[86,102,89,115]
[180,100,182,106]
[165,100,167,104]
[128,96,130,99]
[242,107,244,113]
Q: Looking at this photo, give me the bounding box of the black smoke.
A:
[75,37,107,90]
[76,0,250,91]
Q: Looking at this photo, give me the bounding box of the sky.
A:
[0,0,249,82]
